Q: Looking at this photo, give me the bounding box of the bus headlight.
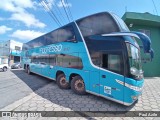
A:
[125,83,143,92]
[116,79,143,92]
[131,95,138,100]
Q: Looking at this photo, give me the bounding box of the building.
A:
[122,12,160,77]
[0,40,23,66]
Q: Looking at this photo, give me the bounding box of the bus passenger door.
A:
[89,71,100,94]
[89,52,101,94]
[99,51,125,103]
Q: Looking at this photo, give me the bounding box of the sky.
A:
[0,0,159,43]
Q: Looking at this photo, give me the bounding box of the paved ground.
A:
[0,69,52,109]
[0,70,160,120]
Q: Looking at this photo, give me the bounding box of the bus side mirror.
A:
[140,47,154,62]
[150,49,154,61]
[131,31,154,60]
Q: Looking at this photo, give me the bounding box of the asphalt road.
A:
[0,69,52,109]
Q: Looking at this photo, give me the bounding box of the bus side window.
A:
[46,55,50,64]
[90,52,101,67]
[49,55,56,66]
[66,55,83,69]
[31,57,36,64]
[56,54,83,69]
[58,25,76,42]
[108,54,121,72]
[36,57,40,64]
[56,55,62,66]
[102,53,123,75]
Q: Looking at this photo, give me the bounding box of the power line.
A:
[52,0,68,24]
[39,0,61,26]
[38,0,74,26]
[65,0,74,21]
[48,0,66,25]
[60,0,71,22]
[43,0,63,26]
[39,0,62,27]
[151,0,158,15]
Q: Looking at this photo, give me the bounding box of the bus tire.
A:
[27,66,31,75]
[71,76,86,95]
[24,68,27,72]
[3,67,7,72]
[57,74,70,89]
[25,66,27,73]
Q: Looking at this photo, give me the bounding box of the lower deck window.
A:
[91,52,123,75]
[57,54,83,69]
[31,54,83,69]
[105,54,121,73]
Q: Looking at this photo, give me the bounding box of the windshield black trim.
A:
[125,41,140,50]
[125,42,143,80]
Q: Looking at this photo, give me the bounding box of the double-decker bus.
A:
[21,12,154,106]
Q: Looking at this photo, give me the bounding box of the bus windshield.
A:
[76,12,119,37]
[111,13,130,32]
[126,43,143,78]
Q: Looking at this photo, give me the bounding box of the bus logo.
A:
[40,44,62,53]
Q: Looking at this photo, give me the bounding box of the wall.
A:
[0,40,23,66]
[128,25,160,77]
[0,41,10,56]
[9,40,23,51]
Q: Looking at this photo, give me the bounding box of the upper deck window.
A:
[46,25,75,45]
[23,25,75,50]
[76,12,119,37]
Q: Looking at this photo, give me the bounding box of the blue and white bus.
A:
[21,12,154,106]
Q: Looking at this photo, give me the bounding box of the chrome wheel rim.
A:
[28,68,30,73]
[75,79,84,92]
[60,77,67,86]
[3,68,7,71]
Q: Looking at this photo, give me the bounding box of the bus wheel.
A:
[71,76,86,95]
[3,67,7,72]
[27,66,31,75]
[25,66,27,73]
[57,74,70,89]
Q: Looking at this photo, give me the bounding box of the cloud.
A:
[12,0,35,9]
[0,0,46,28]
[0,25,12,34]
[10,30,45,41]
[0,0,34,13]
[57,0,72,8]
[10,11,46,28]
[0,17,5,21]
[40,0,55,11]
